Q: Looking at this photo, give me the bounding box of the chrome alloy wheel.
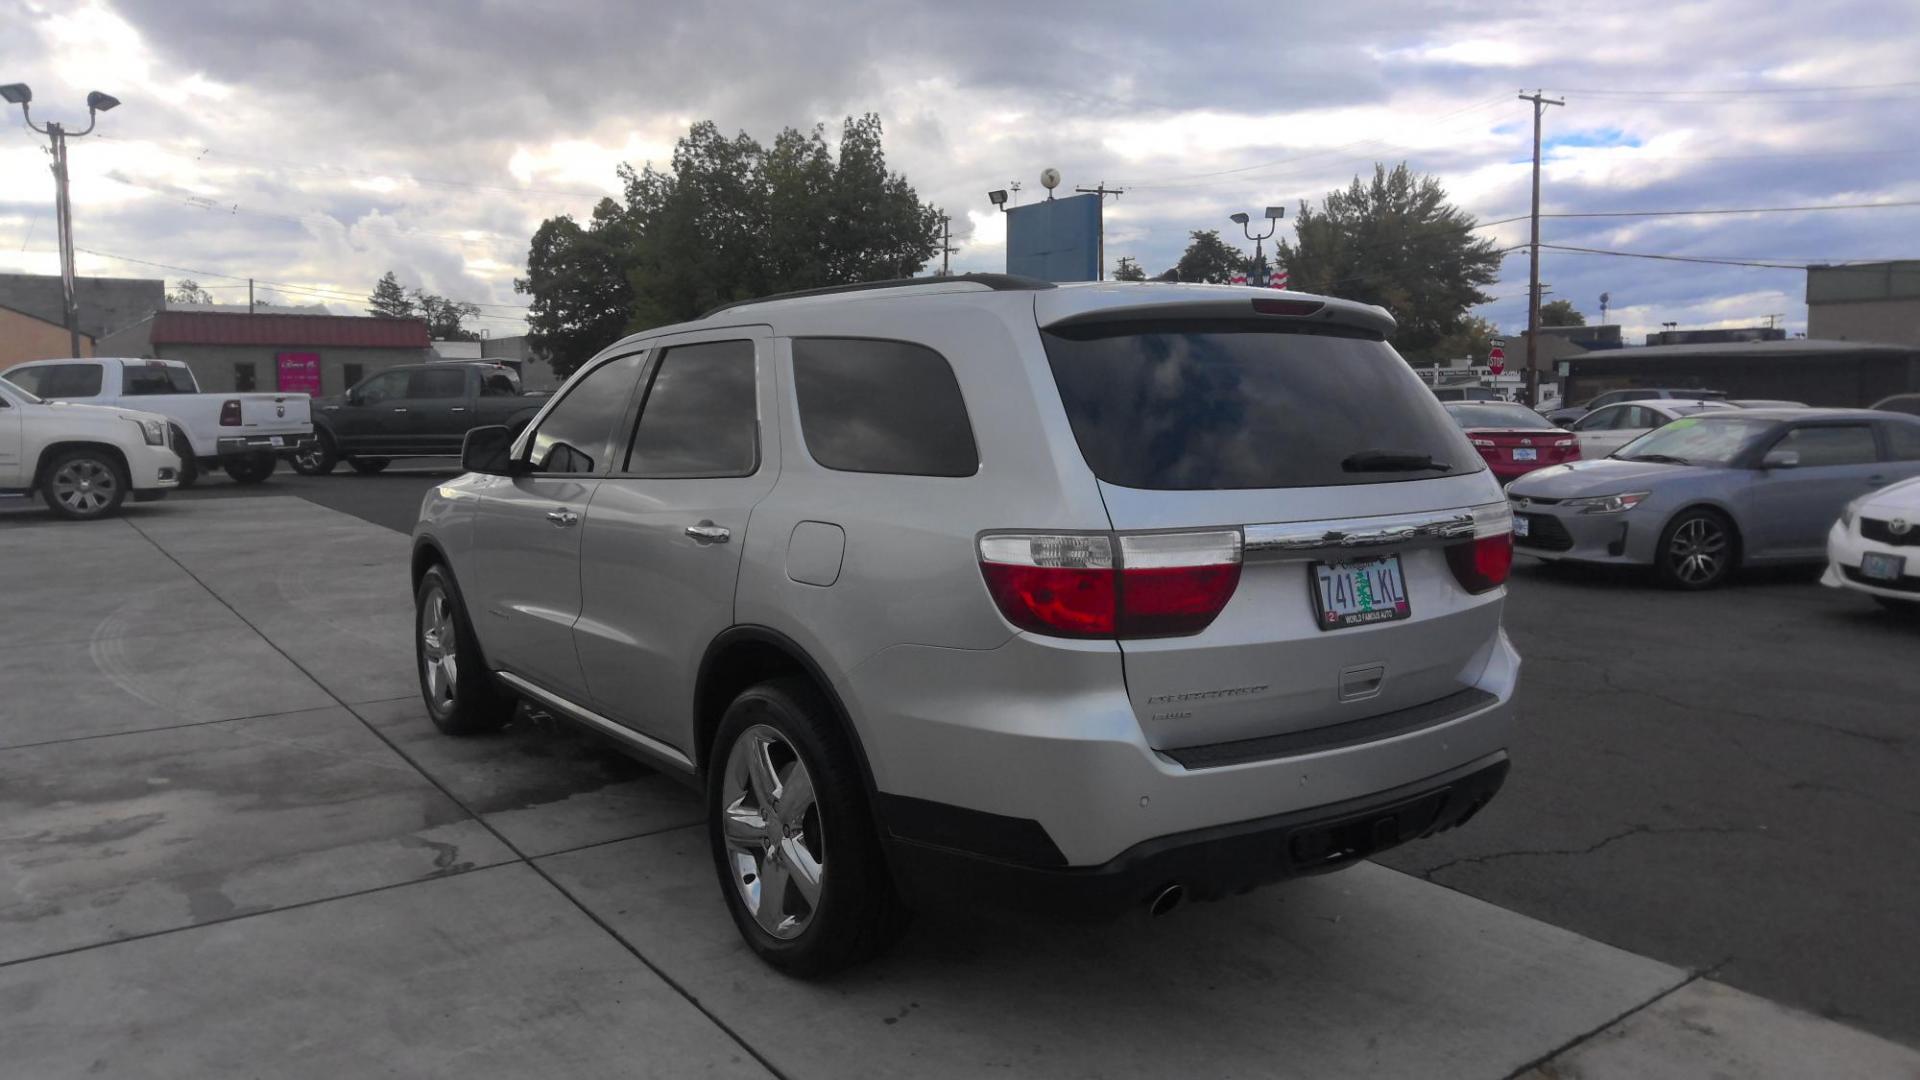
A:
[1668,516,1728,586]
[419,586,459,713]
[721,724,824,940]
[292,443,326,471]
[51,458,118,516]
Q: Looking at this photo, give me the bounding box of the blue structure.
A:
[1005,193,1101,282]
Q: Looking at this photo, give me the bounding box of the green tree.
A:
[516,199,638,377]
[410,289,481,341]
[1113,256,1147,281]
[1539,299,1585,327]
[168,279,212,305]
[367,271,414,318]
[1276,163,1503,362]
[1431,315,1500,366]
[1172,230,1245,284]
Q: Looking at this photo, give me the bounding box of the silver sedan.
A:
[1505,409,1920,588]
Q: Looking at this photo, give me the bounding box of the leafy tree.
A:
[517,199,637,377]
[411,289,481,341]
[1112,256,1146,281]
[1539,299,1585,327]
[1431,315,1500,366]
[1172,230,1245,284]
[1276,163,1503,363]
[367,272,415,318]
[168,279,212,305]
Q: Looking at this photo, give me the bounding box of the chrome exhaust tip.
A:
[1148,883,1185,918]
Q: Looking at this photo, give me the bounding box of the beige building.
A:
[0,303,94,368]
[1807,261,1920,347]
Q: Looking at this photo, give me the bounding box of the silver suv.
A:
[411,277,1520,974]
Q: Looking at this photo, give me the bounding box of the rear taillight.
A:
[1471,438,1495,448]
[979,530,1242,639]
[1445,504,1513,594]
[219,399,242,426]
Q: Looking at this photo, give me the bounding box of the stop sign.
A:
[1488,342,1506,375]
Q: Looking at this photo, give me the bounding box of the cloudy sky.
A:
[3,0,1916,346]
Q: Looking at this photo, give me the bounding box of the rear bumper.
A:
[884,754,1509,920]
[217,432,316,458]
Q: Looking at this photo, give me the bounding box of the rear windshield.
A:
[1446,403,1551,429]
[122,364,197,395]
[1041,320,1479,490]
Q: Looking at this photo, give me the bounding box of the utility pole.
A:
[2,84,120,358]
[1519,90,1563,408]
[936,216,956,276]
[248,278,255,314]
[1074,182,1125,281]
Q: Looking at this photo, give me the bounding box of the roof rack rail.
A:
[701,273,1056,319]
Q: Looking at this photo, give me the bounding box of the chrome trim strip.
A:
[495,671,697,773]
[1244,502,1508,559]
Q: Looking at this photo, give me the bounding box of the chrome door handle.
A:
[546,509,579,528]
[685,523,731,543]
[391,407,409,413]
[450,406,468,413]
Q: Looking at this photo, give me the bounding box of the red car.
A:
[1442,401,1580,481]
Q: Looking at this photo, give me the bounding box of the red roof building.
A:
[148,311,432,349]
[99,310,436,396]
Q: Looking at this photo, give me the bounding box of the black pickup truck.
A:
[293,361,547,475]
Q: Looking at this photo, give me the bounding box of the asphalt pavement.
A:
[163,464,1920,1048]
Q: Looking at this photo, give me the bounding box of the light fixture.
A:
[987,189,1008,206]
[1228,212,1249,225]
[87,91,120,112]
[0,83,30,105]
[1264,206,1285,220]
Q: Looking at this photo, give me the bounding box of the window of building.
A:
[234,362,257,392]
[407,367,468,399]
[792,337,978,477]
[527,353,646,474]
[625,341,758,477]
[342,363,365,394]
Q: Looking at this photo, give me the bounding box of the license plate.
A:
[1311,555,1412,631]
[270,436,285,447]
[1861,552,1906,581]
[1512,448,1537,461]
[1513,515,1531,539]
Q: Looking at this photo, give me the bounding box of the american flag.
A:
[1269,266,1290,290]
[1230,271,1248,286]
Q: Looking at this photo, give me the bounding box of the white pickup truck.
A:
[2,357,314,485]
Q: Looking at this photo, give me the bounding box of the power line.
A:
[1537,244,1812,270]
[1546,80,1920,96]
[71,246,531,318]
[1541,198,1920,220]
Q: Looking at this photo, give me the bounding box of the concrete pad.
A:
[0,864,772,1079]
[0,576,243,648]
[1522,979,1920,1079]
[0,706,516,962]
[539,830,1689,1080]
[354,697,703,857]
[0,624,336,747]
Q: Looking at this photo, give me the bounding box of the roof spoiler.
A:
[1036,287,1396,337]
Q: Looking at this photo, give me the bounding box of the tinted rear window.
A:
[122,364,197,395]
[792,338,978,477]
[1446,403,1551,429]
[1041,321,1478,490]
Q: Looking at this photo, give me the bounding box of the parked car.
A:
[1567,399,1727,460]
[296,361,545,475]
[2,357,313,485]
[1728,399,1808,409]
[1545,387,1729,427]
[1507,408,1920,588]
[411,277,1520,974]
[1432,385,1505,402]
[1823,475,1920,613]
[1872,393,1920,418]
[0,375,181,519]
[1442,401,1579,481]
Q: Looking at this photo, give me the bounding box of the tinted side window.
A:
[1885,421,1920,461]
[4,367,46,395]
[35,363,104,398]
[792,338,978,477]
[1575,406,1621,431]
[1773,425,1877,467]
[529,353,645,475]
[625,341,758,477]
[1587,391,1623,408]
[357,370,408,404]
[408,368,467,398]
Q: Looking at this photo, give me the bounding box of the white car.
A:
[2,357,313,486]
[1566,399,1728,459]
[1823,475,1920,612]
[0,376,181,519]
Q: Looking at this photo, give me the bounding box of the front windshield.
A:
[1615,416,1775,466]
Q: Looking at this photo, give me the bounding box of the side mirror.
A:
[1761,449,1800,470]
[461,425,523,476]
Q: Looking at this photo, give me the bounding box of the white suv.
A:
[410,277,1520,974]
[0,376,181,518]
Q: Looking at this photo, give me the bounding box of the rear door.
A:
[1746,423,1884,556]
[1038,316,1507,752]
[573,331,771,747]
[387,366,471,453]
[1573,404,1640,458]
[467,351,648,698]
[0,387,24,486]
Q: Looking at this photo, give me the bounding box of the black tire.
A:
[1654,508,1737,590]
[414,564,515,735]
[222,452,277,484]
[349,457,391,475]
[38,448,130,520]
[707,678,907,977]
[290,431,338,476]
[168,426,199,488]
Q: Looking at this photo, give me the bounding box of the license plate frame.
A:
[1861,551,1906,581]
[1512,515,1532,539]
[1512,447,1537,461]
[1310,555,1413,631]
[269,436,285,448]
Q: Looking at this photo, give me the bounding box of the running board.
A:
[494,671,697,774]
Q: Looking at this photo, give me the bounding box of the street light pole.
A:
[1230,207,1284,284]
[1519,90,1563,407]
[3,84,120,358]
